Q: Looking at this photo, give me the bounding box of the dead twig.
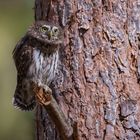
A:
[33,84,73,140]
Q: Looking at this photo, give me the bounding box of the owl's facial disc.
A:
[27,21,63,45]
[40,25,59,40]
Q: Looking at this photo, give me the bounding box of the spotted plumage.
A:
[12,21,63,111]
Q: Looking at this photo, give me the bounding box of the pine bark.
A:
[35,0,140,140]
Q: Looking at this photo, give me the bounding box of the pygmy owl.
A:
[12,21,63,111]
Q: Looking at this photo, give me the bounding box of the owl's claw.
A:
[36,89,52,106]
[32,81,52,106]
[35,82,52,106]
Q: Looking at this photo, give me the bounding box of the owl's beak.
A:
[47,31,52,40]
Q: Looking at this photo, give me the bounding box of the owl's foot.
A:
[36,82,52,106]
[36,89,52,106]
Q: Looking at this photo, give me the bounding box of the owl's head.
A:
[27,21,63,45]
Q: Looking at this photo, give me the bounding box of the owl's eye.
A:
[40,25,50,33]
[52,26,59,34]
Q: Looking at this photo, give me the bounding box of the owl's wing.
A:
[13,36,33,76]
[12,36,36,111]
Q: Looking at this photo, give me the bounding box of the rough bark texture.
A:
[35,0,140,140]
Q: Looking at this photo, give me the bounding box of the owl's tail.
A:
[12,87,36,111]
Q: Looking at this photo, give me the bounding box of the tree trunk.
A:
[35,0,140,140]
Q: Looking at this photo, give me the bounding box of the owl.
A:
[12,21,63,111]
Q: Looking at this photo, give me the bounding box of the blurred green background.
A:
[0,1,35,140]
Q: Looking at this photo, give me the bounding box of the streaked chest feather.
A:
[28,49,58,85]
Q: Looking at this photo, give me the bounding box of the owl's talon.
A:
[36,87,52,106]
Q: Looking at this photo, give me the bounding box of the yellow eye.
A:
[40,25,50,33]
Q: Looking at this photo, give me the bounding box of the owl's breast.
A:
[28,48,58,85]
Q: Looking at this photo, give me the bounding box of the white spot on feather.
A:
[33,49,40,72]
